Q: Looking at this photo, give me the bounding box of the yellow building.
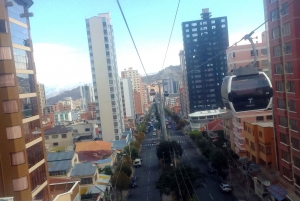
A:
[244,121,276,168]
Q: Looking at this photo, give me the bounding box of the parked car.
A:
[133,159,142,168]
[153,132,157,136]
[130,176,137,188]
[220,182,232,192]
[153,128,157,131]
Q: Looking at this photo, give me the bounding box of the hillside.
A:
[46,86,81,105]
[142,65,182,84]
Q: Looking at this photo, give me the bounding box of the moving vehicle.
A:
[130,176,137,188]
[220,182,232,192]
[153,128,157,131]
[153,132,157,136]
[133,159,142,168]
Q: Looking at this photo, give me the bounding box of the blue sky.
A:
[30,0,266,87]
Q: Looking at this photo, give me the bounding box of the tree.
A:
[123,145,139,160]
[156,141,183,164]
[189,130,202,141]
[136,132,145,142]
[130,140,141,150]
[156,165,205,200]
[111,171,130,200]
[210,148,228,171]
[116,163,132,177]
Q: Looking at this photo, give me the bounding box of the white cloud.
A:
[33,43,92,87]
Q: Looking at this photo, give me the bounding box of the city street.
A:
[169,128,237,201]
[127,122,161,201]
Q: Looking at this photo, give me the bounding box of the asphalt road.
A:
[128,121,161,201]
[169,128,237,201]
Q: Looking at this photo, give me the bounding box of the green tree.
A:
[156,141,183,164]
[196,138,208,151]
[210,148,228,171]
[189,130,202,141]
[156,165,205,200]
[130,140,141,150]
[136,132,145,142]
[111,171,130,200]
[123,145,139,160]
[116,163,132,177]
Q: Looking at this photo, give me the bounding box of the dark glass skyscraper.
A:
[182,8,229,113]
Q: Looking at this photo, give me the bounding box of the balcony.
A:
[27,142,45,169]
[21,97,39,119]
[24,119,42,144]
[234,138,246,150]
[30,163,47,194]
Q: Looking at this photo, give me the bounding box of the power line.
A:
[160,0,181,71]
[185,0,295,76]
[116,0,148,79]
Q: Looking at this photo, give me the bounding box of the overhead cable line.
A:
[160,0,181,72]
[185,0,295,75]
[116,0,149,80]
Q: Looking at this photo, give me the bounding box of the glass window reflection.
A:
[9,22,29,46]
[7,0,27,24]
[20,97,39,119]
[17,73,36,94]
[13,48,33,70]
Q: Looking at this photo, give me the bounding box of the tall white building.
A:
[121,78,135,118]
[86,13,124,141]
[80,84,95,111]
[38,83,46,110]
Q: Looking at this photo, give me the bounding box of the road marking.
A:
[148,178,150,182]
[209,193,213,200]
[147,196,148,201]
[149,171,150,174]
[191,162,193,166]
[148,186,149,191]
[203,183,206,188]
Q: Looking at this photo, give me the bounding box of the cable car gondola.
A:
[221,67,273,113]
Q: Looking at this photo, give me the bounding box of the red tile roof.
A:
[49,177,79,184]
[205,119,223,132]
[77,150,112,163]
[75,141,112,152]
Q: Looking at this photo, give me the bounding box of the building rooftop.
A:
[47,151,75,162]
[248,121,274,128]
[189,109,226,117]
[95,158,112,165]
[77,150,112,163]
[205,119,223,132]
[47,160,72,172]
[70,162,96,177]
[75,141,112,152]
[44,126,71,135]
[112,140,127,151]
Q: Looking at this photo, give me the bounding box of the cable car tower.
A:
[221,31,273,113]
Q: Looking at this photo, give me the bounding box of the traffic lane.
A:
[180,141,236,201]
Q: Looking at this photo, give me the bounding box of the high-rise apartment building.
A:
[0,0,50,200]
[264,0,300,197]
[86,13,124,141]
[121,78,135,128]
[37,83,46,110]
[179,50,190,118]
[121,67,144,113]
[80,84,95,111]
[182,8,228,113]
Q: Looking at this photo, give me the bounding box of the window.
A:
[11,151,25,166]
[276,81,284,91]
[281,2,289,16]
[285,62,293,74]
[274,63,283,74]
[3,100,18,113]
[284,43,291,54]
[81,177,93,184]
[295,174,300,187]
[294,156,300,169]
[221,19,226,22]
[246,138,249,145]
[6,125,22,139]
[45,136,49,139]
[0,47,12,60]
[13,176,28,191]
[278,98,286,109]
[212,25,216,29]
[279,116,288,127]
[280,132,289,144]
[0,74,15,87]
[273,45,282,57]
[52,135,58,139]
[272,27,281,39]
[192,33,198,37]
[256,116,264,121]
[282,23,290,36]
[250,50,258,57]
[270,0,276,3]
[261,48,267,55]
[292,137,300,150]
[266,147,271,154]
[251,142,255,150]
[266,115,273,120]
[283,166,292,179]
[114,129,118,133]
[211,20,215,24]
[270,8,279,21]
[290,119,298,131]
[281,150,290,162]
[259,131,263,137]
[288,100,296,112]
[262,60,268,67]
[221,24,226,28]
[236,117,241,123]
[61,134,67,138]
[53,142,58,146]
[85,128,90,132]
[286,81,294,93]
[0,20,8,33]
[259,144,265,153]
[185,24,189,27]
[17,74,36,94]
[185,29,189,32]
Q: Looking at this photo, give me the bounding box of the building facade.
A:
[179,50,190,118]
[182,8,229,113]
[0,0,50,200]
[264,0,300,197]
[80,84,94,111]
[86,13,124,141]
[121,78,135,129]
[38,83,46,110]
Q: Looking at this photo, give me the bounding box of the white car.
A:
[153,128,157,131]
[220,183,232,192]
[133,159,142,168]
[153,132,157,136]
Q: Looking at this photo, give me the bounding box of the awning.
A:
[266,184,287,201]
